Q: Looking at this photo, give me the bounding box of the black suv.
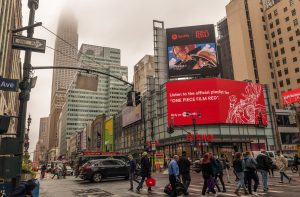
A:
[79,159,129,183]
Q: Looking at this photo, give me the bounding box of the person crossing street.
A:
[168,155,180,197]
[128,155,136,191]
[256,150,272,192]
[178,151,191,195]
[136,152,152,193]
[275,151,292,184]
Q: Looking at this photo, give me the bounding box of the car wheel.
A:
[92,173,103,183]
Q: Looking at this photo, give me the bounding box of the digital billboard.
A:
[103,118,114,152]
[122,104,142,127]
[166,24,220,78]
[282,88,300,105]
[166,78,268,126]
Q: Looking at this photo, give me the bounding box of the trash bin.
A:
[32,180,40,197]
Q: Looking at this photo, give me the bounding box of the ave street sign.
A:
[0,76,19,92]
[12,35,46,53]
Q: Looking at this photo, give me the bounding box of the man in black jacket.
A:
[178,151,191,195]
[256,150,272,192]
[128,155,136,191]
[136,152,152,193]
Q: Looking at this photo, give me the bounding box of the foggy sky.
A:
[21,0,229,156]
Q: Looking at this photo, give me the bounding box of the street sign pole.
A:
[14,0,39,188]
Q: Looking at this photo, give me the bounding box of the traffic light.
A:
[126,91,134,106]
[135,91,141,106]
[0,115,10,134]
[167,126,174,134]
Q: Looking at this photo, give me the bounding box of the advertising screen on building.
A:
[166,78,268,126]
[282,88,300,105]
[103,118,114,152]
[122,104,142,127]
[166,24,220,78]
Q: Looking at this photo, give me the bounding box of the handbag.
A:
[207,178,217,189]
[164,183,172,195]
[175,182,186,196]
[145,177,156,187]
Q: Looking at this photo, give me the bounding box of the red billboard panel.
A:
[166,78,268,126]
[282,88,300,105]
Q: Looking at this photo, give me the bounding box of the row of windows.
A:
[271,67,299,79]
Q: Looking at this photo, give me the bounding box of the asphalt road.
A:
[39,170,300,197]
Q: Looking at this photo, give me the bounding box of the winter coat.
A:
[256,153,272,171]
[201,162,213,179]
[178,156,191,174]
[275,155,288,172]
[140,156,151,177]
[233,159,244,173]
[129,160,136,174]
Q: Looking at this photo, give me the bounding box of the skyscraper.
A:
[58,44,128,154]
[49,10,78,150]
[226,0,300,109]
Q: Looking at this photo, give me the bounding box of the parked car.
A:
[79,159,129,183]
[66,166,74,176]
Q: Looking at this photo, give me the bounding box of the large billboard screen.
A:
[166,78,268,126]
[282,88,300,105]
[103,118,114,152]
[166,24,220,78]
[122,104,142,127]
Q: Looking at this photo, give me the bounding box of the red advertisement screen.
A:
[166,78,268,126]
[282,88,300,105]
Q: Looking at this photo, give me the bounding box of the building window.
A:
[284,7,288,12]
[274,93,278,99]
[280,47,285,54]
[279,80,284,87]
[298,40,300,47]
[262,16,265,22]
[270,23,274,29]
[293,57,298,62]
[273,41,277,47]
[291,46,296,51]
[290,0,294,6]
[266,43,270,49]
[287,26,292,31]
[289,36,294,41]
[278,70,282,77]
[263,25,267,31]
[295,67,299,73]
[268,13,272,20]
[292,9,296,16]
[273,82,276,89]
[286,78,291,85]
[285,17,290,22]
[277,28,282,35]
[268,53,271,59]
[284,68,289,75]
[265,34,268,40]
[275,51,279,57]
[276,60,280,67]
[275,19,280,25]
[274,9,278,15]
[271,72,274,79]
[283,57,287,64]
[294,19,298,26]
[298,79,300,84]
[269,62,273,68]
[260,8,264,12]
[279,38,283,44]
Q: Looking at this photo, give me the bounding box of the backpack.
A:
[233,159,243,172]
[245,157,257,171]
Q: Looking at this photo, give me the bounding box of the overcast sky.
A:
[21,0,229,156]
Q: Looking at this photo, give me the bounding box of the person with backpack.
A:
[233,152,248,196]
[213,154,226,193]
[201,153,217,197]
[128,155,136,191]
[178,151,191,195]
[244,151,259,196]
[256,150,272,192]
[275,150,292,183]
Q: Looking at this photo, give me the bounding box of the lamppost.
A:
[24,114,32,154]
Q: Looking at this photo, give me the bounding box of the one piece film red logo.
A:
[166,78,268,126]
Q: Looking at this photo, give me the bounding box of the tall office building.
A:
[0,0,22,133]
[226,0,300,108]
[49,10,78,149]
[58,44,128,154]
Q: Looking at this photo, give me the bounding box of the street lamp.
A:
[24,114,32,154]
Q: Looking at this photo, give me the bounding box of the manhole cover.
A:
[73,188,113,197]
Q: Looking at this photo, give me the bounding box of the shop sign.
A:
[282,144,297,151]
[186,133,214,142]
[154,153,164,165]
[151,142,156,151]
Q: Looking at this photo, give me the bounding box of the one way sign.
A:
[12,35,46,53]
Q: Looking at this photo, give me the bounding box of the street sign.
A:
[12,35,46,53]
[0,76,19,92]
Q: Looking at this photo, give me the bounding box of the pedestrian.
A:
[62,163,67,179]
[244,151,259,196]
[168,155,180,197]
[214,154,226,193]
[256,150,272,192]
[233,152,247,196]
[128,155,136,191]
[209,153,221,194]
[220,154,231,183]
[201,153,217,197]
[136,152,152,193]
[275,151,292,183]
[178,151,191,195]
[41,164,46,179]
[51,165,59,179]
